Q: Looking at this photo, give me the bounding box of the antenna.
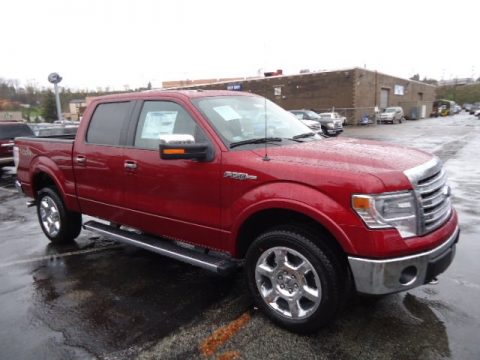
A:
[262,43,270,161]
[263,95,270,161]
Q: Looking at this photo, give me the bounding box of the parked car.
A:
[15,90,458,333]
[318,112,347,126]
[0,122,35,168]
[296,118,322,132]
[469,103,480,115]
[379,107,405,124]
[289,110,343,136]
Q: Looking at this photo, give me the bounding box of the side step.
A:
[83,220,238,275]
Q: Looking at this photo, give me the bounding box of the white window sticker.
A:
[213,105,241,121]
[141,111,177,139]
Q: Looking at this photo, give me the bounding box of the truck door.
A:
[73,101,134,222]
[122,99,224,250]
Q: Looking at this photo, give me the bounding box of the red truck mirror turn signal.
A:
[159,143,211,161]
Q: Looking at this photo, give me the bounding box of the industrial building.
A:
[166,68,436,125]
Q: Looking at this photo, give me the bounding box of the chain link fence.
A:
[311,107,378,125]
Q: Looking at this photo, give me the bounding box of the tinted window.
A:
[134,101,207,150]
[0,123,34,140]
[86,102,131,145]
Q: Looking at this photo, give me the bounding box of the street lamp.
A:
[48,72,63,123]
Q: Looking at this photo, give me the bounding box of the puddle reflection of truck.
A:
[15,90,459,333]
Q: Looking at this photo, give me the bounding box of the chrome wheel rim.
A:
[255,246,322,320]
[39,196,61,237]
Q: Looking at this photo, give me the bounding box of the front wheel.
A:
[321,126,329,137]
[37,187,82,244]
[245,227,346,333]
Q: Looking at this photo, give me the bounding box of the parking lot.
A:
[1,113,479,360]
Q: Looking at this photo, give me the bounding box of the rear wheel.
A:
[37,187,82,244]
[245,226,346,333]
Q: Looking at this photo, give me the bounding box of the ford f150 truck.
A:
[15,90,459,333]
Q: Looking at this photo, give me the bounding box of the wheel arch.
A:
[29,156,80,212]
[234,204,355,260]
[33,170,58,195]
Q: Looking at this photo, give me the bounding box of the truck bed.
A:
[15,136,77,203]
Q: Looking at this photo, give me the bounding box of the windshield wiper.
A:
[229,137,282,149]
[292,132,316,139]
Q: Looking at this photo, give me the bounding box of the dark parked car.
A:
[0,122,35,168]
[289,110,343,136]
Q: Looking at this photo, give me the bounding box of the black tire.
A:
[321,126,329,137]
[245,226,346,333]
[37,187,82,244]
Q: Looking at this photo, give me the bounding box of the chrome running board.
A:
[83,220,237,275]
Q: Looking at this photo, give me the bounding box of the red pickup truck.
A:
[15,90,459,333]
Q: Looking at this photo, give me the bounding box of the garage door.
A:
[380,88,389,109]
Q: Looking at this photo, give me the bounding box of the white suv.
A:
[318,112,347,126]
[379,107,405,124]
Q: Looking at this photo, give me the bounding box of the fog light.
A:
[399,266,418,285]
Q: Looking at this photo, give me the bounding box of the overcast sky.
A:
[1,0,478,90]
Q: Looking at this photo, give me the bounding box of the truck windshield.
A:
[192,96,314,147]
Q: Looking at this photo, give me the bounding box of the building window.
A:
[394,85,405,95]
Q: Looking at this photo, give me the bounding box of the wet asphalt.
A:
[0,113,479,359]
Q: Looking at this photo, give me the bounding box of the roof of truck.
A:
[91,89,255,102]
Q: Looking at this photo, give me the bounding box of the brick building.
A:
[167,68,436,124]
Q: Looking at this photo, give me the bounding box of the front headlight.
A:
[352,191,418,238]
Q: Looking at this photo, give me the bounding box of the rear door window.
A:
[86,102,132,146]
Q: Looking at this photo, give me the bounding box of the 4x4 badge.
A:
[224,171,258,181]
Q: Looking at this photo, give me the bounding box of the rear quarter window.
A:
[86,102,132,145]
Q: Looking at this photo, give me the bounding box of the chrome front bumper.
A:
[348,226,459,295]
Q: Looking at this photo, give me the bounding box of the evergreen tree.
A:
[41,90,57,122]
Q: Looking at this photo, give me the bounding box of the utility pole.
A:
[48,72,63,123]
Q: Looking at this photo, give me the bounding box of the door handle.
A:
[124,160,137,170]
[75,155,86,164]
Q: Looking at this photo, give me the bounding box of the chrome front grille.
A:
[416,168,452,233]
[404,157,453,235]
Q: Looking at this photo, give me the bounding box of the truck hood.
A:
[252,137,433,187]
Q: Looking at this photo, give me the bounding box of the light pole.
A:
[48,72,63,123]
